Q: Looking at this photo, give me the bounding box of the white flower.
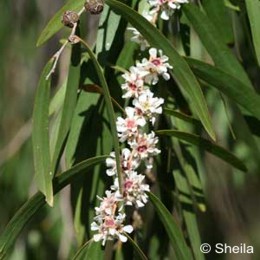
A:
[128,28,150,51]
[106,148,141,176]
[137,48,172,85]
[117,107,146,142]
[133,89,164,124]
[148,0,189,20]
[95,191,120,216]
[91,213,134,246]
[123,171,150,207]
[128,12,153,51]
[121,66,148,98]
[129,132,161,159]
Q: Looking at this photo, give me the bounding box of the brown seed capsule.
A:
[62,11,79,28]
[84,0,104,15]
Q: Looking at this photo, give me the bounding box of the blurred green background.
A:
[0,0,260,259]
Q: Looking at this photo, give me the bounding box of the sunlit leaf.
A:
[32,60,53,206]
[51,37,81,171]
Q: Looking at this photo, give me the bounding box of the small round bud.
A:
[62,11,79,28]
[84,0,104,15]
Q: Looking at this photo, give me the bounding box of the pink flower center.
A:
[122,160,131,171]
[104,217,115,228]
[126,119,136,129]
[151,58,161,66]
[124,180,133,190]
[137,145,147,153]
[129,83,137,90]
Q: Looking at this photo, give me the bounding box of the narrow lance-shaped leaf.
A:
[156,130,247,172]
[164,108,202,127]
[183,3,252,88]
[106,0,216,140]
[186,58,260,119]
[148,192,192,260]
[0,156,107,259]
[32,60,53,207]
[51,36,81,172]
[78,38,122,192]
[245,0,260,66]
[202,0,234,44]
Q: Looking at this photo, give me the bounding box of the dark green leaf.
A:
[73,240,104,260]
[32,60,53,206]
[78,38,122,192]
[183,3,252,88]
[186,58,260,119]
[148,192,192,260]
[245,0,260,66]
[164,108,202,127]
[157,130,247,172]
[202,0,234,44]
[125,234,148,260]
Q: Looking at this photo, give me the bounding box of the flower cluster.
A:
[91,0,176,244]
[91,46,172,245]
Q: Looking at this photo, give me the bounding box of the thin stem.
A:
[46,7,85,80]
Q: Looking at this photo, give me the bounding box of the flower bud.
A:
[62,11,79,28]
[84,0,104,15]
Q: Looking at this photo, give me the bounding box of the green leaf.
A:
[174,170,205,260]
[202,0,234,44]
[36,0,85,46]
[0,156,107,259]
[32,60,53,207]
[183,3,252,88]
[51,38,81,171]
[106,0,216,140]
[78,38,122,192]
[164,108,202,127]
[73,240,104,260]
[125,234,148,260]
[186,58,260,119]
[245,0,260,66]
[49,81,66,116]
[156,130,247,172]
[148,192,192,260]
